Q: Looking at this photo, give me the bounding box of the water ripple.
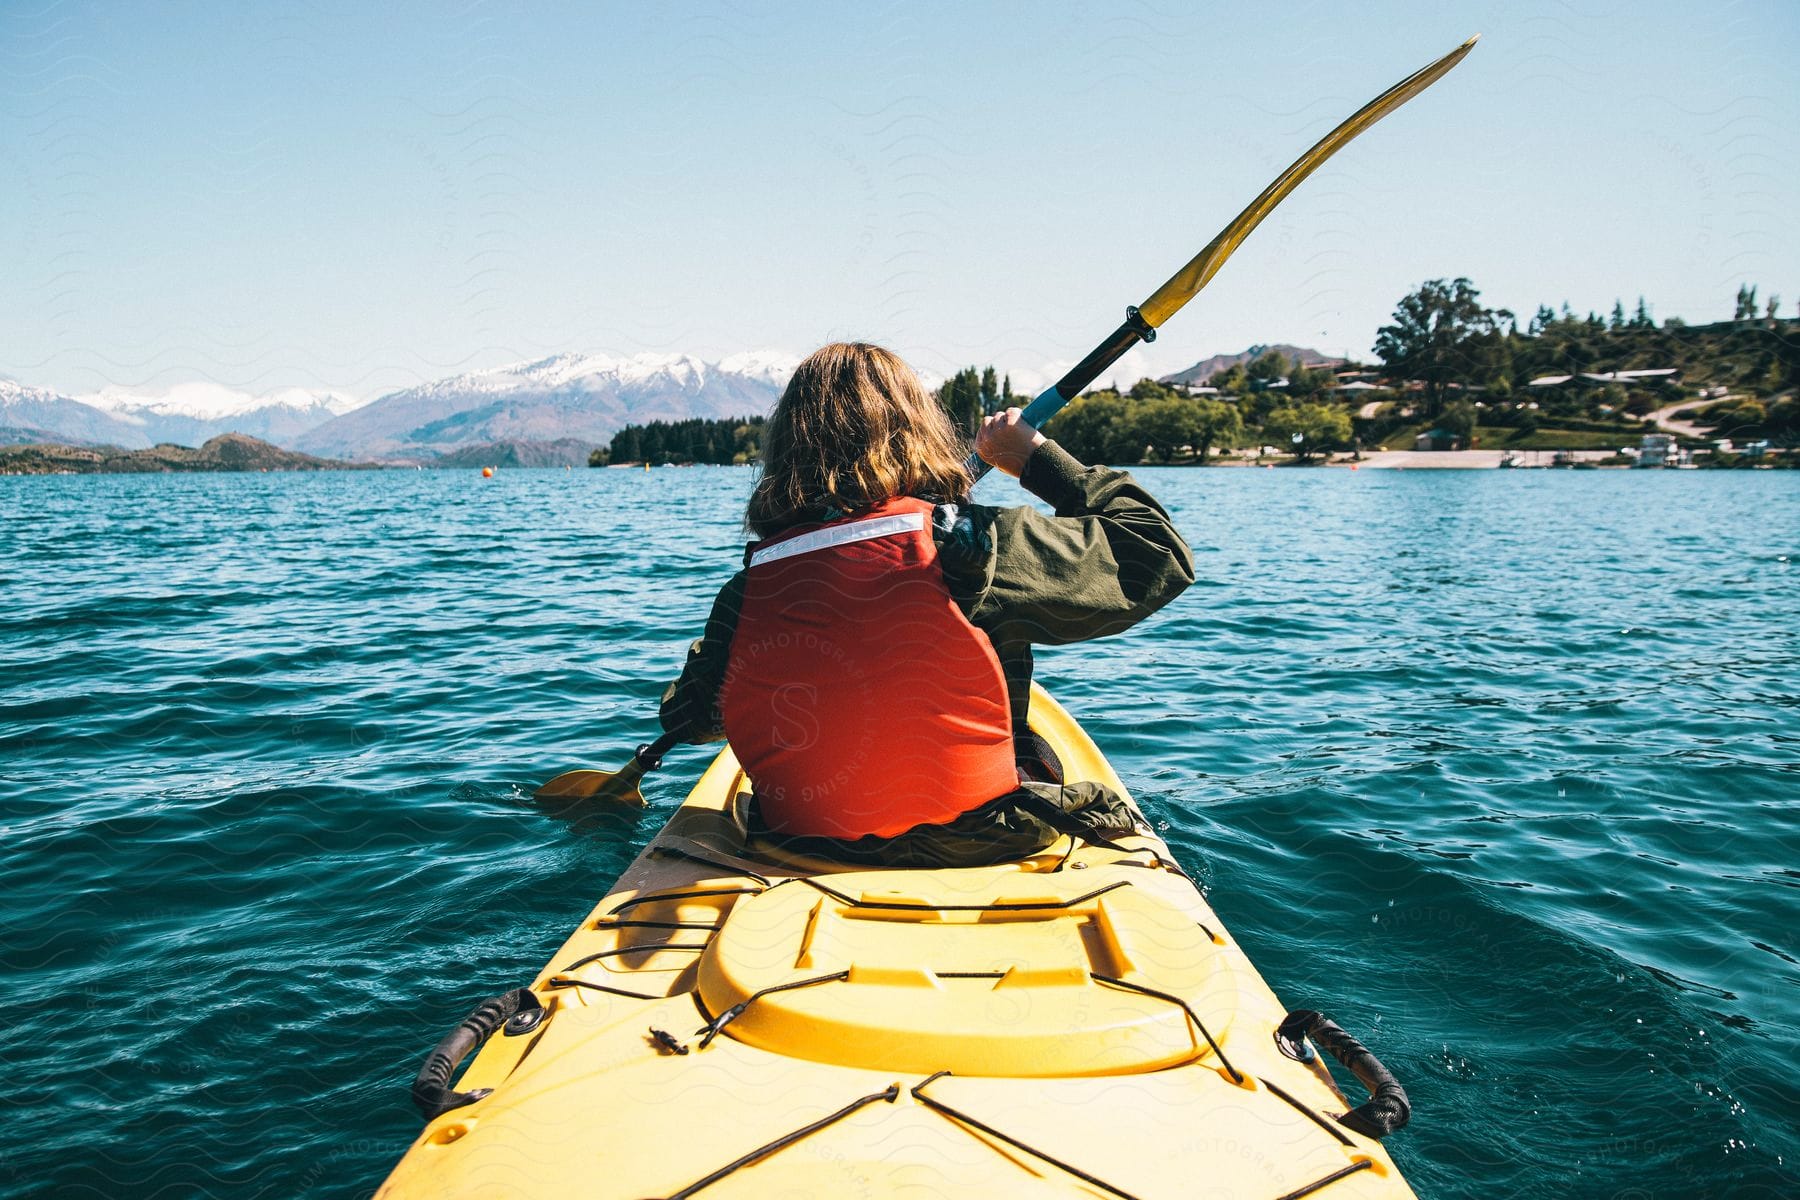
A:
[0,466,1795,1196]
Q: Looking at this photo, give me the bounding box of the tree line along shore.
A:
[9,281,1793,474]
[596,279,1797,470]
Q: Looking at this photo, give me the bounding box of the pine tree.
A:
[1610,300,1626,330]
[606,416,765,465]
[938,367,986,435]
[1633,296,1652,328]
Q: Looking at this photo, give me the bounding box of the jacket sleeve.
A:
[959,440,1195,645]
[658,570,746,744]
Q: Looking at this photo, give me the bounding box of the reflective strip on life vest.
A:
[748,510,926,568]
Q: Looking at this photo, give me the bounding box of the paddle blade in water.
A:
[532,764,649,807]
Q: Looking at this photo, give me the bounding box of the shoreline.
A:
[7,448,1787,476]
[1151,449,1790,469]
[1154,449,1612,469]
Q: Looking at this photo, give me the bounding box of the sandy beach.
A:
[1346,449,1621,468]
[1204,449,1627,468]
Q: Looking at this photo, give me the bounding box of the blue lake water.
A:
[2,465,1796,1198]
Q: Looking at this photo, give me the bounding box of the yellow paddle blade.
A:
[532,762,649,807]
[1137,34,1479,329]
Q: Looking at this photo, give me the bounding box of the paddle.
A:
[535,36,1478,806]
[965,34,1480,481]
[535,731,678,806]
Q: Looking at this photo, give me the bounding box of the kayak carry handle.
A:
[412,987,545,1121]
[1274,1009,1411,1139]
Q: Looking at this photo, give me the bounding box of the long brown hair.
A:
[746,342,970,536]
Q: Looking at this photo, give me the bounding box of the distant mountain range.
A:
[87,382,362,448]
[293,352,795,462]
[1,352,799,464]
[1,379,150,448]
[4,346,1337,463]
[0,377,358,451]
[1159,344,1340,386]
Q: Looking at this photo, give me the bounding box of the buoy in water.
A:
[482,466,494,478]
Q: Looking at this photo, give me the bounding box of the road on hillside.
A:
[1646,399,1713,437]
[1357,396,1738,443]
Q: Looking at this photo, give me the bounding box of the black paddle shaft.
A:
[1040,307,1158,414]
[636,731,679,772]
[967,307,1156,484]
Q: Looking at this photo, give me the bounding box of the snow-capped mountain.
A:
[81,383,363,448]
[715,350,803,388]
[0,378,151,448]
[3,351,801,460]
[294,351,798,461]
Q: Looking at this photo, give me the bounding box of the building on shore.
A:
[1637,433,1677,467]
[1527,368,1680,391]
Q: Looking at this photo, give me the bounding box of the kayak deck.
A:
[377,689,1417,1199]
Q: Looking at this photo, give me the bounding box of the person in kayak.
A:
[659,341,1194,867]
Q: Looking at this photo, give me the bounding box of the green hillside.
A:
[1039,281,1799,463]
[0,433,367,475]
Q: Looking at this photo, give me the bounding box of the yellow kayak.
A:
[378,688,1418,1199]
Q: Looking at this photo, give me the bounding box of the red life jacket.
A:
[720,495,1020,839]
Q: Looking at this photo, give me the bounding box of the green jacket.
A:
[659,440,1196,744]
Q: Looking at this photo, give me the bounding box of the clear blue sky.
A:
[3,1,1796,399]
